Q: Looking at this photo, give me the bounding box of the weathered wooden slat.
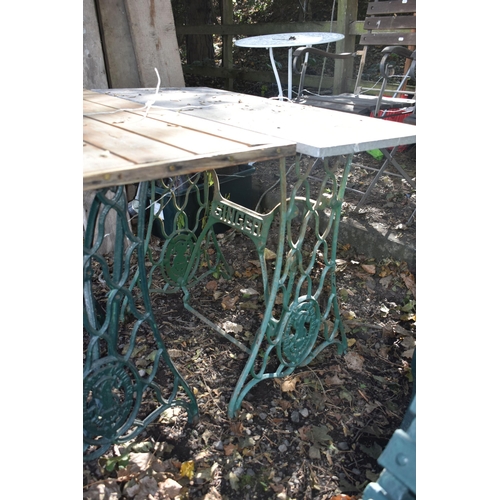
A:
[83,142,136,174]
[87,110,256,156]
[124,0,185,88]
[366,0,417,16]
[84,118,190,164]
[83,91,296,191]
[96,0,141,88]
[83,143,294,191]
[360,32,416,46]
[84,91,147,110]
[83,100,140,116]
[84,90,282,147]
[144,108,282,148]
[364,16,416,31]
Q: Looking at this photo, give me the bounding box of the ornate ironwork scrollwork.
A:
[161,231,199,286]
[83,357,141,445]
[278,298,321,367]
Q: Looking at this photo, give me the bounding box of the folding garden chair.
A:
[292,0,416,210]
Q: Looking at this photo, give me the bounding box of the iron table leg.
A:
[225,154,353,417]
[83,185,199,461]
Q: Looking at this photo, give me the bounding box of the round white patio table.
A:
[235,32,344,101]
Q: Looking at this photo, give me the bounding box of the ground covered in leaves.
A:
[84,148,416,500]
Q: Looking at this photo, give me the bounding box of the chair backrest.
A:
[354,0,416,96]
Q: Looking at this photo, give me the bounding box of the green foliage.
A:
[103,453,130,472]
[233,0,273,23]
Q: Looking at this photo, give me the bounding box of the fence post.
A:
[221,0,234,90]
[334,0,358,94]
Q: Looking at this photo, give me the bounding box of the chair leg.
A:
[354,148,415,211]
[354,156,391,211]
[407,208,416,225]
[380,148,416,188]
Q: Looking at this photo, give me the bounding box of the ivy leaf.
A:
[359,442,383,460]
[310,424,333,444]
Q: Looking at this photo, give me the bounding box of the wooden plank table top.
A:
[83,90,296,191]
[97,87,416,158]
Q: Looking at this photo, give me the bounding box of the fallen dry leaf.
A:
[344,351,364,372]
[335,259,348,271]
[264,248,276,260]
[298,425,311,441]
[180,460,195,480]
[224,443,237,456]
[125,476,158,499]
[84,480,121,500]
[402,348,415,359]
[222,321,242,333]
[401,335,415,349]
[269,483,285,494]
[324,374,344,386]
[202,486,223,500]
[401,272,416,298]
[309,444,321,459]
[157,478,182,499]
[167,349,183,359]
[280,376,300,392]
[276,398,292,411]
[241,400,254,412]
[221,295,239,310]
[361,264,376,274]
[379,275,392,288]
[342,310,357,320]
[230,421,244,436]
[382,323,396,338]
[127,452,157,473]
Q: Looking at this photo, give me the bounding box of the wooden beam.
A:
[221,0,234,90]
[95,0,141,88]
[175,21,342,36]
[334,0,358,94]
[83,0,108,89]
[124,0,185,87]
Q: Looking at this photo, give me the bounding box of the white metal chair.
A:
[292,0,416,210]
